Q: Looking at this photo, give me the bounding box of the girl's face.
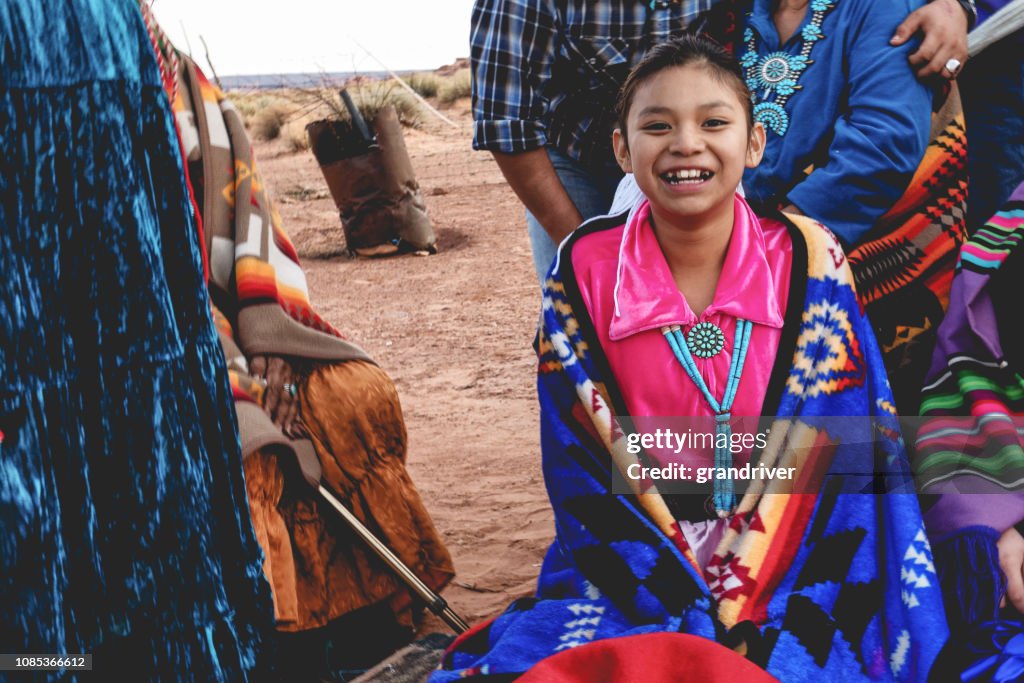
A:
[613,64,765,230]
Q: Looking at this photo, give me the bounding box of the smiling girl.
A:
[433,35,949,682]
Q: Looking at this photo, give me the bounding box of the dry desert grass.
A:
[232,69,472,152]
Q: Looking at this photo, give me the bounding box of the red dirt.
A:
[253,100,553,630]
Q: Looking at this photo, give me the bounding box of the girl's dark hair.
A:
[615,34,753,144]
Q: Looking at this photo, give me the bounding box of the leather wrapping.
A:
[308,106,436,255]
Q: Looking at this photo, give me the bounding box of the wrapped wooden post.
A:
[307,105,436,256]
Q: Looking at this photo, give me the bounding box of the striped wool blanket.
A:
[431,214,948,681]
[170,56,371,367]
[917,182,1024,496]
[846,85,969,414]
[915,181,1024,631]
[140,2,370,371]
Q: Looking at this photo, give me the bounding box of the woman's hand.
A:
[249,355,306,438]
[999,526,1024,614]
[890,0,969,80]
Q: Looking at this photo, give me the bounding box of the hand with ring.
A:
[890,0,968,80]
[249,354,307,438]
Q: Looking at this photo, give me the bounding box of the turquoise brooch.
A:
[686,322,726,359]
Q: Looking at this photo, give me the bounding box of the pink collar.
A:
[608,195,785,341]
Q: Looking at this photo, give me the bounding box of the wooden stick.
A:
[317,485,469,633]
[199,35,223,91]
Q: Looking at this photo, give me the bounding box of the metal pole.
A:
[339,89,376,148]
[316,485,469,634]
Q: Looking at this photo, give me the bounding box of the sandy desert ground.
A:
[252,97,553,632]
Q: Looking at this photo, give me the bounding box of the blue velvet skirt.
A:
[0,0,273,678]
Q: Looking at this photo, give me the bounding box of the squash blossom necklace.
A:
[662,319,753,516]
[739,0,838,137]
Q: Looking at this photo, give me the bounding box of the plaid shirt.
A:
[471,0,717,168]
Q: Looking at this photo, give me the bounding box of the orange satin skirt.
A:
[243,359,454,632]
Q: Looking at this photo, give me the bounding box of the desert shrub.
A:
[260,80,423,157]
[302,82,422,129]
[250,104,290,140]
[281,120,311,152]
[351,82,421,127]
[406,72,441,98]
[231,92,263,122]
[232,94,288,126]
[437,69,472,104]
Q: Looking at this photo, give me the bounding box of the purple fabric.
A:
[924,270,1002,382]
[1012,181,1024,202]
[924,488,1024,538]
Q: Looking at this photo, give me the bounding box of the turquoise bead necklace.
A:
[662,319,753,516]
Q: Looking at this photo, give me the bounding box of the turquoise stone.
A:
[686,322,726,359]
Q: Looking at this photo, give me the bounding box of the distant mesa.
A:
[433,58,469,77]
[219,58,470,91]
[219,72,387,90]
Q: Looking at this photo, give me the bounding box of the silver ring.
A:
[282,382,297,397]
[944,57,962,75]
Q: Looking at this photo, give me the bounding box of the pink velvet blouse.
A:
[571,195,794,470]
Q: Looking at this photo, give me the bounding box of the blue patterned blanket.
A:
[431,214,948,681]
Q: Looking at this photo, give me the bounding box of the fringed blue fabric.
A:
[0,0,273,678]
[933,527,1007,632]
[962,621,1024,682]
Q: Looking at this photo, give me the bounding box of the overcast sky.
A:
[151,0,474,76]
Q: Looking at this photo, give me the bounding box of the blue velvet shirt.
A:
[740,0,933,244]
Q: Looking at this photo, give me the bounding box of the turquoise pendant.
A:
[686,322,725,359]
